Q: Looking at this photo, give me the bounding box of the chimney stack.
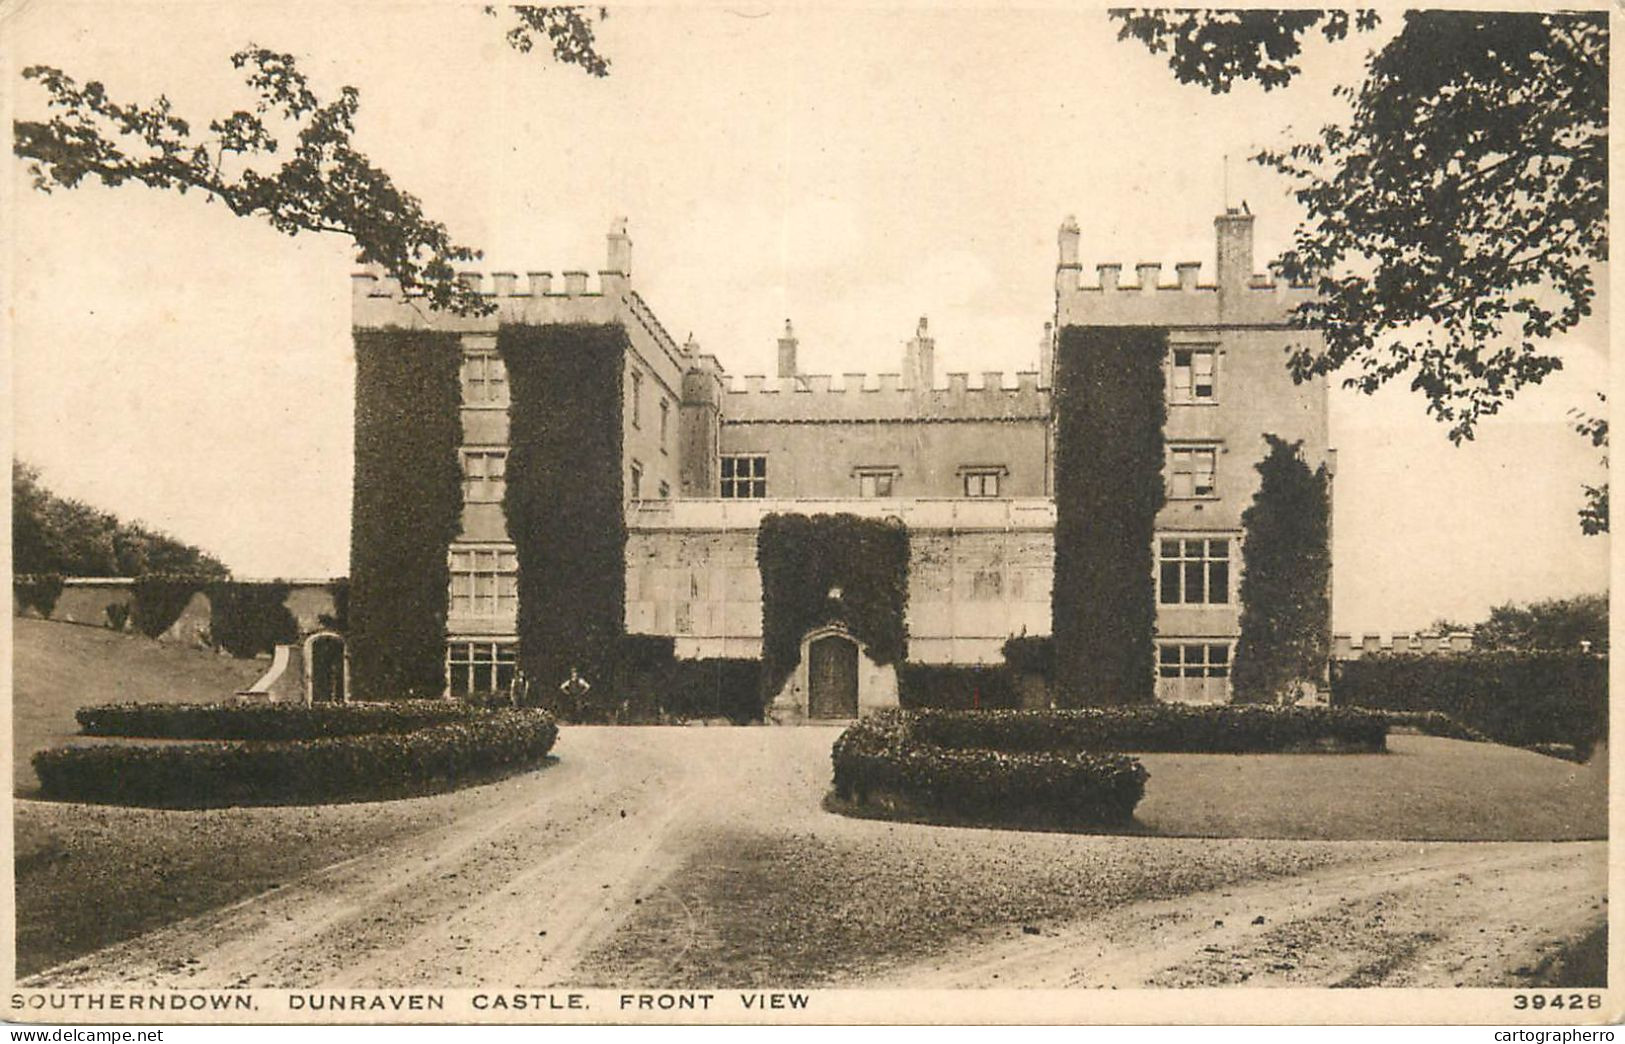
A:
[1215,206,1255,290]
[1056,214,1082,293]
[1039,321,1054,386]
[777,320,798,379]
[904,316,935,392]
[606,217,632,275]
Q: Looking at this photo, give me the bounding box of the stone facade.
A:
[350,208,1332,715]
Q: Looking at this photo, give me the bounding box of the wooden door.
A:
[808,635,859,718]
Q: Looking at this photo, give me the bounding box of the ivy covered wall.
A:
[1052,325,1168,705]
[500,323,628,713]
[349,329,464,700]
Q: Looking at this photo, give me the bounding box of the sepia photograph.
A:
[2,0,1613,1026]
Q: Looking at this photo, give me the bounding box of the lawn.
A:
[11,618,266,793]
[1130,734,1608,841]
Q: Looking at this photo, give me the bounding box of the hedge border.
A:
[34,708,559,808]
[75,700,486,741]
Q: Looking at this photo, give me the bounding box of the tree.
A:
[1473,593,1608,654]
[1231,435,1332,703]
[13,8,610,315]
[1113,11,1608,448]
[1571,393,1608,535]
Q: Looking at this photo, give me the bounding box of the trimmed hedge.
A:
[76,700,483,741]
[501,323,628,715]
[1370,709,1491,744]
[349,329,464,701]
[1052,325,1167,706]
[14,574,64,618]
[34,709,558,807]
[832,712,1147,826]
[612,636,765,723]
[1331,651,1607,755]
[897,664,1019,711]
[205,580,299,658]
[758,513,909,702]
[901,705,1389,754]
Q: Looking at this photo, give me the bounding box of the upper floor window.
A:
[1171,348,1217,404]
[1168,444,1218,499]
[962,468,1002,498]
[461,354,507,406]
[630,369,643,428]
[449,548,518,616]
[1159,536,1231,605]
[855,467,899,498]
[461,449,507,502]
[659,399,671,452]
[721,455,768,498]
[630,460,644,500]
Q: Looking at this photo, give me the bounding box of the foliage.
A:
[501,323,627,716]
[757,513,910,701]
[13,574,64,618]
[319,578,350,633]
[897,664,1018,711]
[1116,10,1607,445]
[1571,394,1608,535]
[486,6,611,76]
[614,638,765,723]
[900,705,1388,755]
[1052,326,1166,705]
[1113,9,1381,93]
[13,461,227,578]
[129,575,205,638]
[1232,435,1332,702]
[1473,593,1608,653]
[1370,709,1491,744]
[831,711,1148,826]
[33,708,558,807]
[1001,634,1054,677]
[204,580,299,658]
[103,601,130,631]
[349,329,463,700]
[76,699,483,740]
[1330,651,1608,756]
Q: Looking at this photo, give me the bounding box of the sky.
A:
[5,2,1611,635]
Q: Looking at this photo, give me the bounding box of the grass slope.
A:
[12,618,265,794]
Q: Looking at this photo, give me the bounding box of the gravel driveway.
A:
[26,726,1606,989]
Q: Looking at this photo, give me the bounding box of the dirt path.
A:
[24,727,1607,990]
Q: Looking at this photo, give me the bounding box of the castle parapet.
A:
[721,365,1050,424]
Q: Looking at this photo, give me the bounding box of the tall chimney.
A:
[777,320,798,379]
[1039,321,1054,387]
[1214,206,1254,290]
[606,216,632,276]
[903,316,935,392]
[1056,214,1081,293]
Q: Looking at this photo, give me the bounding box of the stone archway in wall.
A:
[304,632,348,704]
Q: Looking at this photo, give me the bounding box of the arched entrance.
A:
[305,632,347,704]
[806,632,859,719]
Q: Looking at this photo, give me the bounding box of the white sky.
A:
[5,2,1611,634]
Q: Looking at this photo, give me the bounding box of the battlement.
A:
[719,370,1049,424]
[1054,210,1318,329]
[1330,632,1475,660]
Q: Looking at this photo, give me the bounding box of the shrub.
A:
[831,712,1147,826]
[901,704,1389,754]
[76,700,485,740]
[1052,326,1167,706]
[1330,651,1607,755]
[897,664,1018,711]
[613,637,763,723]
[1232,435,1332,702]
[205,581,299,658]
[1001,634,1054,678]
[757,512,909,701]
[501,324,628,715]
[34,709,558,807]
[349,329,464,700]
[130,575,205,638]
[104,602,130,631]
[13,574,64,618]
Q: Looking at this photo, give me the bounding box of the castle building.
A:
[349,209,1331,717]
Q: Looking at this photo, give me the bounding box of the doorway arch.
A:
[304,632,348,704]
[804,627,860,719]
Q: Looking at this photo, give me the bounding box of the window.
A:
[449,547,518,616]
[1168,445,1218,499]
[446,640,518,698]
[963,469,1001,498]
[721,455,768,498]
[855,468,899,498]
[1159,536,1231,604]
[630,369,642,428]
[460,354,508,406]
[461,449,507,502]
[659,399,670,452]
[1171,348,1217,403]
[630,460,643,500]
[1157,642,1231,703]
